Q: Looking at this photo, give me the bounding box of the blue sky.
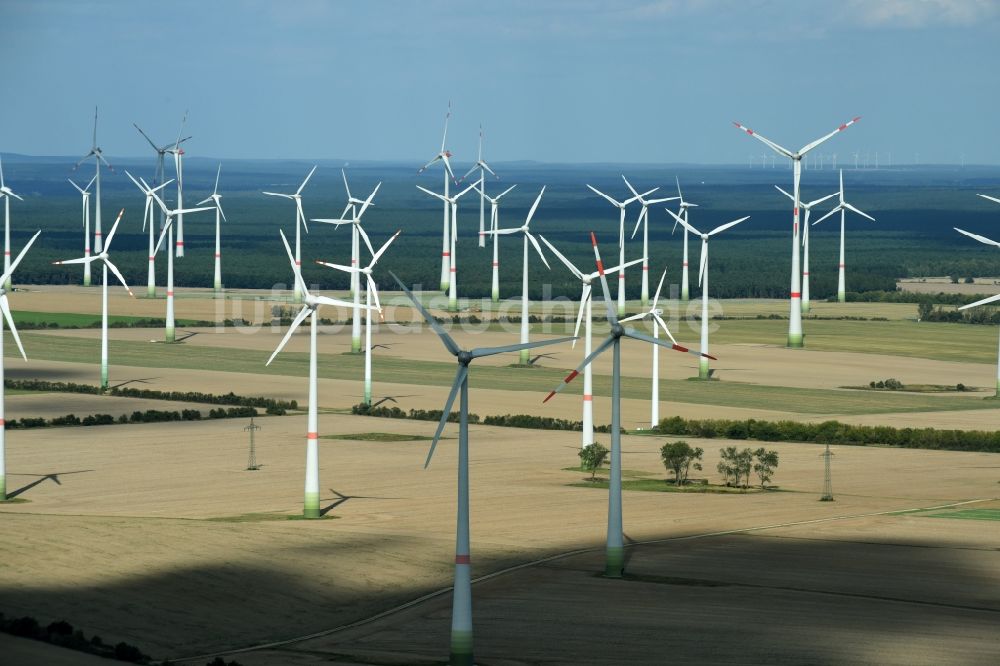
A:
[2,0,998,164]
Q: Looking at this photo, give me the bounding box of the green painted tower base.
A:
[440,281,449,293]
[519,349,530,365]
[698,358,710,379]
[787,333,804,348]
[837,291,846,303]
[801,301,810,314]
[450,631,473,666]
[995,380,1000,398]
[304,492,320,519]
[351,337,362,354]
[605,546,624,578]
[0,475,5,501]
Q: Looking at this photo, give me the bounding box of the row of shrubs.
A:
[656,415,1000,453]
[351,403,620,433]
[7,407,258,430]
[7,380,296,414]
[16,317,250,330]
[0,613,150,663]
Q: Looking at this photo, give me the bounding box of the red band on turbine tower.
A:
[307,432,318,440]
[0,418,6,426]
[455,554,470,565]
[791,292,801,298]
[583,394,593,402]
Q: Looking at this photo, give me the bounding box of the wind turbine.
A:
[417,181,477,312]
[0,157,24,291]
[671,177,699,302]
[586,183,655,316]
[73,107,114,258]
[263,165,317,303]
[267,230,366,518]
[624,175,678,306]
[197,164,227,294]
[53,209,133,390]
[619,269,679,426]
[733,116,861,347]
[472,183,516,303]
[955,227,1000,395]
[668,210,749,379]
[391,270,574,666]
[126,173,172,298]
[481,187,550,364]
[133,119,191,236]
[461,125,499,249]
[811,170,875,303]
[418,102,457,292]
[0,230,40,501]
[541,234,642,447]
[164,111,190,258]
[775,186,837,313]
[316,230,401,405]
[67,175,97,287]
[313,180,380,354]
[544,232,714,577]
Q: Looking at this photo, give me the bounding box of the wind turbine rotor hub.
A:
[457,351,472,365]
[611,323,625,338]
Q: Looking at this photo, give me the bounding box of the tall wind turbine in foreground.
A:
[482,188,549,364]
[127,173,173,298]
[0,230,40,501]
[541,235,642,447]
[53,209,132,390]
[73,107,114,256]
[733,116,860,346]
[624,176,677,306]
[545,233,714,577]
[392,270,574,666]
[197,164,228,294]
[461,125,499,248]
[587,183,654,316]
[954,226,1000,395]
[671,178,699,302]
[418,102,457,292]
[417,181,477,312]
[165,111,190,258]
[668,210,749,379]
[68,176,97,287]
[0,157,24,291]
[263,166,317,303]
[811,170,875,303]
[268,230,365,518]
[473,183,516,302]
[775,186,836,313]
[317,230,401,405]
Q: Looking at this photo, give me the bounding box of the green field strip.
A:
[11,331,1000,417]
[921,509,1000,521]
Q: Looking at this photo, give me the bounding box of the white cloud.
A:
[844,0,1000,29]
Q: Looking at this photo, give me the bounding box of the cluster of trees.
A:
[869,378,905,390]
[716,446,779,489]
[578,443,610,480]
[14,317,251,330]
[657,415,1000,453]
[7,407,258,430]
[0,613,150,663]
[918,301,1000,324]
[352,403,621,433]
[659,441,703,486]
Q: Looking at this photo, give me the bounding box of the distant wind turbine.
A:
[263,166,317,303]
[624,175,678,307]
[73,107,114,258]
[587,183,654,316]
[418,102,457,292]
[811,170,875,303]
[671,178,698,303]
[461,125,499,249]
[955,224,1000,396]
[164,111,190,258]
[417,181,477,312]
[67,175,97,287]
[473,182,517,302]
[198,165,228,294]
[0,157,24,291]
[126,172,172,298]
[775,186,837,314]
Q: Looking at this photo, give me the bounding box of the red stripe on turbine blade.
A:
[747,129,754,135]
[838,124,847,131]
[455,554,470,564]
[590,231,598,247]
[596,260,605,276]
[703,353,718,360]
[543,390,557,403]
[672,344,689,353]
[307,432,318,440]
[564,370,579,384]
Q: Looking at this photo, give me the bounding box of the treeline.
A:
[656,416,1000,453]
[14,317,250,330]
[918,302,1000,324]
[7,380,297,414]
[351,403,619,433]
[0,613,150,663]
[8,406,258,430]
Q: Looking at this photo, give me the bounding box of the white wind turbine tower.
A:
[541,234,642,447]
[668,209,750,379]
[482,188,550,364]
[67,176,97,287]
[671,177,699,302]
[733,116,861,347]
[587,183,654,316]
[473,183,516,303]
[461,125,499,249]
[313,181,380,354]
[775,186,837,313]
[267,230,367,518]
[623,175,678,306]
[392,271,574,666]
[954,221,1000,395]
[0,231,41,501]
[53,209,132,390]
[417,181,477,312]
[73,107,114,259]
[317,231,401,405]
[619,270,681,426]
[418,102,457,292]
[197,164,227,294]
[164,111,190,258]
[0,157,24,291]
[811,170,875,303]
[133,119,191,237]
[126,173,172,297]
[263,166,317,303]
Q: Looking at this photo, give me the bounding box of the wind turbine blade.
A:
[461,165,479,181]
[314,295,361,310]
[68,179,86,195]
[978,194,1000,206]
[153,217,171,256]
[416,185,448,203]
[542,335,615,403]
[266,306,311,366]
[417,155,441,174]
[390,271,460,356]
[356,224,376,258]
[624,328,715,360]
[455,180,478,199]
[732,121,794,158]
[652,312,678,345]
[370,230,401,265]
[807,192,839,208]
[618,313,646,323]
[52,256,100,266]
[621,174,640,199]
[365,275,383,316]
[425,365,467,468]
[799,117,862,156]
[85,174,97,192]
[133,123,159,151]
[811,206,841,226]
[665,207,700,236]
[213,163,222,195]
[586,184,619,208]
[844,202,875,222]
[7,230,41,277]
[262,192,294,199]
[341,168,353,200]
[217,201,227,223]
[959,292,1000,310]
[774,185,794,203]
[296,166,318,195]
[104,259,134,297]
[280,229,309,296]
[645,196,680,205]
[631,207,645,240]
[572,284,590,345]
[652,269,667,308]
[496,184,517,199]
[601,256,645,276]
[954,227,1000,248]
[526,232,550,270]
[315,261,358,273]
[482,162,497,178]
[709,215,750,236]
[524,186,546,228]
[698,239,708,287]
[591,232,617,325]
[296,199,309,234]
[441,154,456,181]
[471,335,577,359]
[104,208,126,249]
[0,294,26,361]
[539,235,584,279]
